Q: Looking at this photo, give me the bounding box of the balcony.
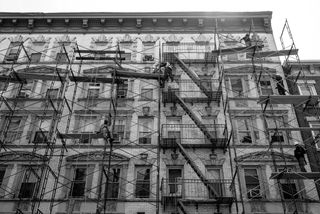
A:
[161,178,234,205]
[161,124,228,149]
[162,42,216,63]
[162,80,222,103]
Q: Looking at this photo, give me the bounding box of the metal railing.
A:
[161,124,228,147]
[161,178,234,199]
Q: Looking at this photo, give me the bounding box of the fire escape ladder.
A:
[174,94,215,144]
[175,140,219,198]
[177,200,188,214]
[174,55,212,98]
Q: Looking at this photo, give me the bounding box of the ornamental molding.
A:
[140,34,159,44]
[66,151,129,162]
[9,35,23,43]
[191,34,212,44]
[0,151,47,162]
[117,34,137,43]
[236,151,296,162]
[55,34,76,44]
[92,35,113,44]
[224,65,277,74]
[163,34,183,43]
[31,35,51,43]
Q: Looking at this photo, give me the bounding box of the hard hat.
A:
[294,141,299,145]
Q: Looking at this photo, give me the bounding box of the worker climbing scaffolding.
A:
[240,33,251,47]
[98,114,113,143]
[154,61,174,87]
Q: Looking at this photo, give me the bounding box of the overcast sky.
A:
[0,0,319,60]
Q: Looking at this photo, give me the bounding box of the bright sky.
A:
[1,0,319,60]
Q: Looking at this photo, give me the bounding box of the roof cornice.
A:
[0,11,273,34]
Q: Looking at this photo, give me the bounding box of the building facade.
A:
[0,12,319,214]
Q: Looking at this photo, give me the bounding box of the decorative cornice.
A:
[66,151,129,162]
[0,12,272,34]
[235,151,296,163]
[0,151,47,162]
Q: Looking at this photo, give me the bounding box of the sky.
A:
[0,0,319,60]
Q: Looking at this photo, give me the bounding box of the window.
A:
[74,116,98,144]
[46,88,59,99]
[207,168,223,198]
[141,88,153,100]
[70,168,86,197]
[135,167,151,198]
[19,167,39,198]
[17,81,34,98]
[56,52,68,63]
[118,81,128,98]
[277,167,300,199]
[114,119,125,142]
[87,83,100,98]
[143,55,154,61]
[260,80,273,95]
[5,47,20,62]
[104,168,121,198]
[0,167,5,187]
[168,168,182,195]
[266,116,287,143]
[138,118,153,144]
[244,168,262,199]
[298,82,317,96]
[227,77,247,98]
[30,53,42,63]
[34,119,51,143]
[5,116,24,142]
[235,117,259,144]
[309,121,320,149]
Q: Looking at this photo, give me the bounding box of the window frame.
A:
[70,167,87,198]
[135,166,151,198]
[18,166,40,199]
[140,88,153,101]
[234,117,259,144]
[104,167,121,199]
[243,167,264,199]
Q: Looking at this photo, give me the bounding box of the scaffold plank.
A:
[76,50,125,54]
[58,133,103,139]
[270,172,320,180]
[258,95,319,105]
[267,127,320,131]
[114,70,164,80]
[247,49,299,58]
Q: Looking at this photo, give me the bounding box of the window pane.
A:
[19,167,39,198]
[105,168,120,198]
[244,168,261,199]
[0,168,5,186]
[136,167,150,198]
[30,53,41,63]
[230,79,244,97]
[70,168,86,197]
[281,183,298,199]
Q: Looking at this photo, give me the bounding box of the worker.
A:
[294,141,307,172]
[98,117,112,142]
[274,75,287,95]
[160,62,174,82]
[240,33,251,47]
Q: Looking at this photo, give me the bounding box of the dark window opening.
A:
[143,55,154,61]
[70,168,86,197]
[105,168,120,198]
[33,131,49,143]
[30,53,42,63]
[281,183,299,199]
[136,167,150,198]
[56,52,68,63]
[118,82,128,98]
[18,168,39,199]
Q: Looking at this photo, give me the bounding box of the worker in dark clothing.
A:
[240,33,251,47]
[294,141,307,172]
[274,75,287,95]
[98,117,113,142]
[160,62,174,82]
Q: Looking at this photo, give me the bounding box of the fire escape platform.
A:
[258,95,320,105]
[114,70,164,80]
[270,172,320,180]
[58,133,104,139]
[180,197,234,205]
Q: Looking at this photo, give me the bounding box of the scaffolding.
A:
[0,14,319,214]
